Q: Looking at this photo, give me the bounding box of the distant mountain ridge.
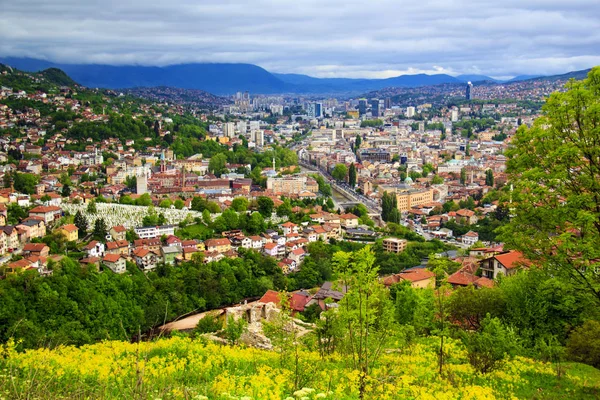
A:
[0,57,592,95]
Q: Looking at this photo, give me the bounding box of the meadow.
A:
[2,335,599,400]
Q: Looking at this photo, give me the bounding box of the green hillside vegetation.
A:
[39,67,79,86]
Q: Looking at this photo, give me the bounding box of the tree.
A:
[202,209,212,225]
[277,201,292,217]
[257,196,274,217]
[61,184,71,197]
[87,200,97,214]
[500,68,600,305]
[348,163,357,187]
[74,211,88,238]
[485,169,494,187]
[93,218,108,241]
[333,246,396,399]
[354,134,362,151]
[331,163,348,182]
[381,191,398,222]
[12,172,39,194]
[158,199,172,208]
[225,315,248,346]
[231,197,249,212]
[208,153,228,177]
[431,175,444,185]
[460,168,467,185]
[462,314,519,373]
[135,193,152,207]
[173,199,185,210]
[566,320,600,368]
[247,212,265,234]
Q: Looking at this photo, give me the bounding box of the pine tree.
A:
[74,211,88,238]
[93,218,108,241]
[348,163,357,188]
[485,169,494,187]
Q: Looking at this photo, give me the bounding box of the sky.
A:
[1,0,599,79]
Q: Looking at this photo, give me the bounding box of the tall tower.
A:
[466,82,473,100]
[136,173,148,195]
[272,157,276,171]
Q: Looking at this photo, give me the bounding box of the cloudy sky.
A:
[1,0,599,79]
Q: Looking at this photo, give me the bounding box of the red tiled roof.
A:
[398,269,435,282]
[474,277,495,288]
[495,251,529,270]
[447,270,479,286]
[103,254,121,263]
[259,290,281,305]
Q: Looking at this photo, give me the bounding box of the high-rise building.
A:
[384,97,392,110]
[358,98,367,116]
[223,122,235,138]
[451,109,459,122]
[466,82,473,100]
[406,106,415,118]
[307,102,323,118]
[371,99,380,117]
[136,173,148,195]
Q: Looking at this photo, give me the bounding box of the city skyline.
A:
[1,0,599,80]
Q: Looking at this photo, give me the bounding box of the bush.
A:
[566,320,600,368]
[194,314,223,335]
[463,314,519,373]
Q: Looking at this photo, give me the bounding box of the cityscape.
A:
[1,0,599,398]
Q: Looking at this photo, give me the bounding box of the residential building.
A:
[204,238,232,253]
[479,251,529,279]
[382,238,407,253]
[57,224,78,242]
[134,225,175,239]
[103,254,126,274]
[28,205,61,224]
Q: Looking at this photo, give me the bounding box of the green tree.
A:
[93,218,108,241]
[331,163,348,182]
[354,134,362,151]
[74,211,88,238]
[431,175,444,184]
[158,199,172,208]
[208,153,228,177]
[61,184,71,197]
[174,199,185,210]
[257,196,274,217]
[135,193,153,207]
[87,200,97,214]
[333,246,396,399]
[348,163,357,187]
[485,169,494,187]
[231,197,249,212]
[12,172,39,194]
[500,67,600,305]
[277,201,292,217]
[247,212,265,234]
[566,320,600,368]
[460,168,467,185]
[225,315,248,345]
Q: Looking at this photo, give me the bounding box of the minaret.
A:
[272,157,275,171]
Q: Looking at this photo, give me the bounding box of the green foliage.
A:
[485,169,494,187]
[381,191,399,223]
[360,119,383,128]
[331,163,348,182]
[225,316,248,345]
[208,153,228,177]
[12,172,39,194]
[348,163,357,187]
[231,197,249,212]
[500,67,600,306]
[194,314,224,335]
[566,320,600,368]
[462,314,520,373]
[393,281,435,335]
[92,218,108,240]
[74,211,88,238]
[257,196,274,217]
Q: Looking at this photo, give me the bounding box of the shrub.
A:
[194,314,223,335]
[566,320,600,368]
[463,314,519,373]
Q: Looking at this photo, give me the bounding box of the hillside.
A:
[2,335,599,399]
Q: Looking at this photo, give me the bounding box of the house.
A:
[455,209,478,225]
[249,235,263,250]
[103,254,126,274]
[263,242,278,257]
[382,238,407,253]
[16,219,46,240]
[22,243,50,257]
[165,235,182,247]
[110,225,127,241]
[339,213,359,228]
[279,221,299,236]
[79,256,100,270]
[479,250,530,279]
[161,246,181,265]
[57,224,78,242]
[461,231,479,246]
[134,224,175,239]
[105,240,130,255]
[84,240,105,257]
[182,246,202,261]
[307,281,347,310]
[289,247,306,264]
[133,238,162,252]
[382,269,436,289]
[2,226,19,251]
[133,248,158,271]
[28,205,62,225]
[204,238,232,253]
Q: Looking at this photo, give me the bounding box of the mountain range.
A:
[0,57,591,96]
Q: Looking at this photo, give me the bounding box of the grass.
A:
[175,223,214,240]
[1,335,599,400]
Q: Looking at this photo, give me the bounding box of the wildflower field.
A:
[1,336,599,400]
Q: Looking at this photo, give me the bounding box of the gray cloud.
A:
[1,0,599,78]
